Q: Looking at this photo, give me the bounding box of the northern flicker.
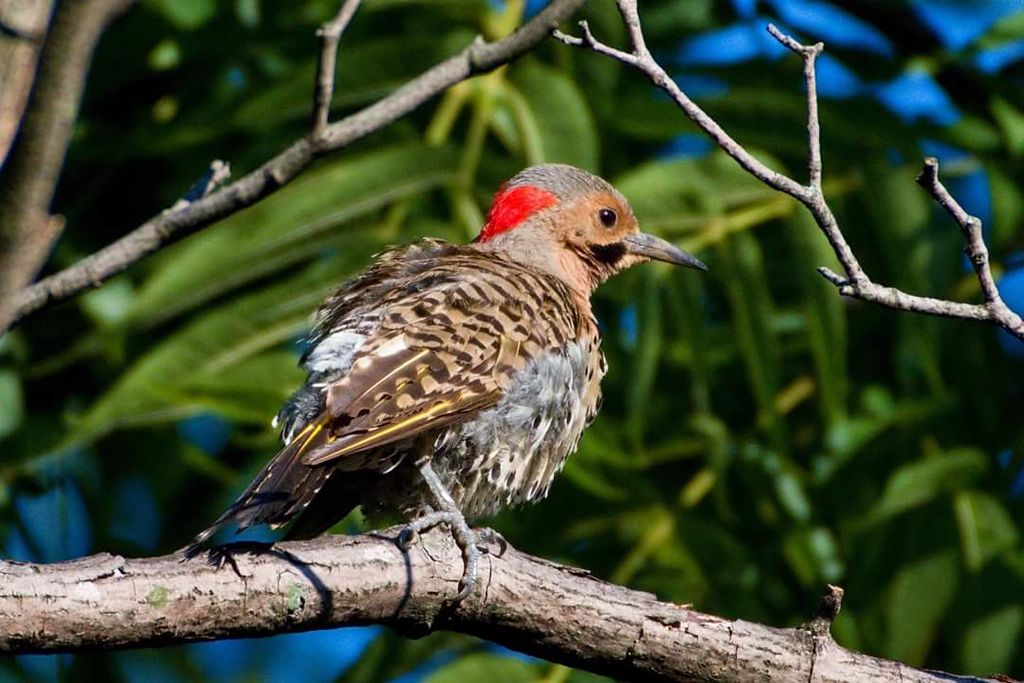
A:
[186,164,706,599]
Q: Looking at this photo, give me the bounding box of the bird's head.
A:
[475,164,706,295]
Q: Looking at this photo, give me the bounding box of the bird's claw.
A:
[397,526,419,551]
[474,527,508,557]
[397,510,492,603]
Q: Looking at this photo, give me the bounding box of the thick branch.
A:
[0,0,135,334]
[10,0,586,327]
[0,529,993,682]
[556,1,1024,342]
[0,0,55,162]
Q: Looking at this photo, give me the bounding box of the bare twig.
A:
[556,1,1024,342]
[804,583,844,637]
[0,529,996,682]
[0,0,135,334]
[311,0,361,139]
[766,24,823,190]
[916,157,1024,337]
[9,0,586,328]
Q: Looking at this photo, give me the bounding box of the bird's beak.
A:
[622,233,708,271]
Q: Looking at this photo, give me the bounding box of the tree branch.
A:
[555,1,1024,342]
[311,0,361,138]
[0,0,55,163]
[9,0,587,329]
[0,0,135,334]
[916,157,1024,337]
[0,529,995,682]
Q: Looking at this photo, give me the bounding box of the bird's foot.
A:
[474,526,508,557]
[181,541,273,578]
[398,511,494,602]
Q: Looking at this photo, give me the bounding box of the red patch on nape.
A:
[476,185,558,242]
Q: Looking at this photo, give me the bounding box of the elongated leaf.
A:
[124,143,460,327]
[954,491,1020,571]
[178,351,306,422]
[505,60,599,170]
[783,525,844,587]
[718,231,784,447]
[70,260,348,446]
[866,449,988,525]
[960,604,1022,675]
[425,653,537,683]
[885,551,959,665]
[613,152,777,234]
[232,36,455,130]
[785,210,847,427]
[0,370,24,440]
[627,269,661,442]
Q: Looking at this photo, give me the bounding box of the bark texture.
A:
[0,0,54,161]
[0,529,994,682]
[0,0,135,333]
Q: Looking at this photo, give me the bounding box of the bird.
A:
[185,163,706,600]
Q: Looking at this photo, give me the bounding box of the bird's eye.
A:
[598,208,617,228]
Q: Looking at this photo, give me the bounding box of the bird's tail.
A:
[183,418,336,556]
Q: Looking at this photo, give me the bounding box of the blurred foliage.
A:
[3,0,1024,681]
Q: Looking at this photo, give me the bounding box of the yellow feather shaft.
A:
[356,348,429,399]
[300,422,324,452]
[331,399,454,457]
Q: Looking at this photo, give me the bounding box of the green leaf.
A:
[960,604,1023,675]
[505,61,599,170]
[954,491,1020,572]
[866,449,988,525]
[145,0,216,29]
[785,210,847,427]
[425,653,537,683]
[885,551,959,665]
[718,232,784,447]
[613,152,776,235]
[986,164,1024,250]
[69,261,345,446]
[125,143,459,327]
[946,115,1002,152]
[234,0,260,27]
[627,269,661,442]
[991,96,1024,156]
[783,525,844,587]
[79,277,135,328]
[339,631,468,683]
[179,351,306,422]
[982,9,1024,42]
[0,370,24,440]
[233,35,452,129]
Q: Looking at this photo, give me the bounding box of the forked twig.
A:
[555,0,1024,341]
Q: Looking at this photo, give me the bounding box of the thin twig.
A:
[10,0,586,326]
[767,24,823,190]
[917,157,1024,337]
[556,0,1024,342]
[311,0,362,140]
[553,16,806,202]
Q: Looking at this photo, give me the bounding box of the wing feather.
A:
[293,244,582,470]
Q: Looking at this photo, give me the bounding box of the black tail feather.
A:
[184,419,335,556]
